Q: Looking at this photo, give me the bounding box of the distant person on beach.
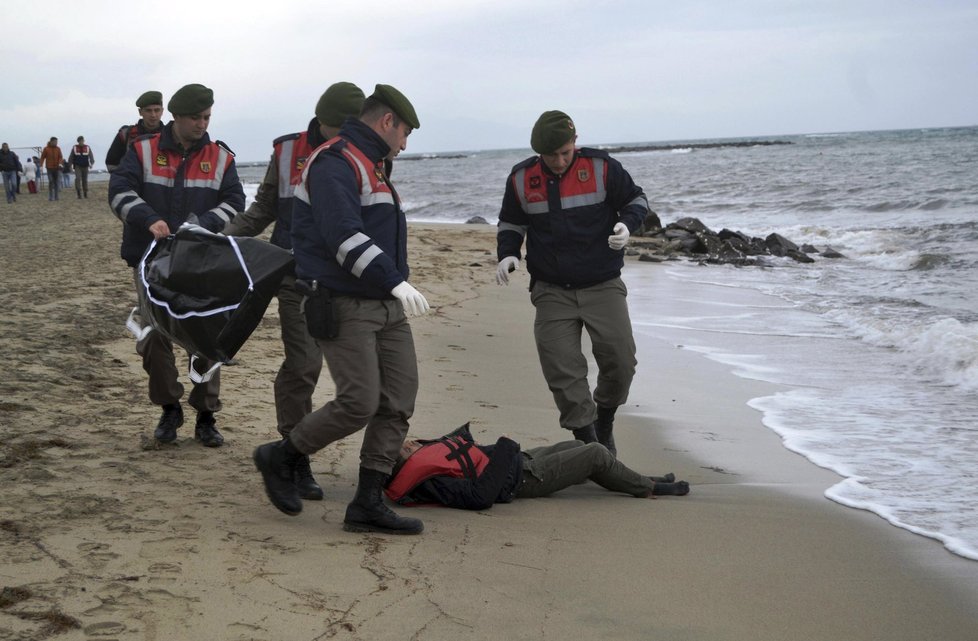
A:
[23,157,37,194]
[495,110,649,457]
[1,143,22,204]
[225,81,365,500]
[386,423,689,510]
[39,137,63,201]
[61,159,72,188]
[68,135,94,198]
[105,91,165,172]
[109,83,245,449]
[253,84,431,535]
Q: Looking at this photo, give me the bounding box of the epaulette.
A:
[577,147,611,160]
[510,155,540,173]
[215,140,236,156]
[272,132,303,146]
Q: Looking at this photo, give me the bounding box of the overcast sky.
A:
[3,0,975,166]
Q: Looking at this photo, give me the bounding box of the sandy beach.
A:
[2,182,977,641]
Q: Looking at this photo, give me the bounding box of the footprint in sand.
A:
[84,621,127,636]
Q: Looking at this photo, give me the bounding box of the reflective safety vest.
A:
[268,131,312,248]
[385,434,491,504]
[297,136,395,210]
[71,144,93,167]
[133,134,234,193]
[513,154,608,215]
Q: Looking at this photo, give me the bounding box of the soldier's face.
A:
[139,105,164,130]
[381,114,412,160]
[172,108,211,144]
[541,138,577,176]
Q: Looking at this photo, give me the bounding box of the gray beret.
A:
[168,84,214,116]
[531,110,576,154]
[315,82,366,127]
[136,91,163,108]
[370,84,420,129]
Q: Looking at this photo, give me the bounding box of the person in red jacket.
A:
[109,83,244,449]
[224,82,365,501]
[68,136,94,198]
[105,91,165,172]
[253,84,430,536]
[496,110,649,458]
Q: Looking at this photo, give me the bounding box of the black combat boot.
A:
[343,467,423,535]
[294,453,324,500]
[154,403,184,443]
[595,406,617,457]
[571,424,597,443]
[253,438,304,516]
[194,411,224,447]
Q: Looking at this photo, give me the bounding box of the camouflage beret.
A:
[315,82,366,127]
[370,84,420,130]
[531,110,576,154]
[167,84,214,116]
[136,91,163,108]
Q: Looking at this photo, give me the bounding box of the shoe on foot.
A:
[194,411,224,447]
[294,453,324,500]
[652,480,690,496]
[595,406,617,457]
[154,403,184,443]
[649,473,676,483]
[343,468,423,535]
[253,439,303,516]
[571,424,597,443]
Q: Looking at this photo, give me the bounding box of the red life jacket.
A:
[385,434,490,504]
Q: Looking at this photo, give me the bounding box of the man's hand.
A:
[392,281,431,316]
[148,220,172,240]
[496,256,520,285]
[608,222,630,250]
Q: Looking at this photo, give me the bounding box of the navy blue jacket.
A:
[291,118,408,298]
[109,123,244,267]
[497,148,648,289]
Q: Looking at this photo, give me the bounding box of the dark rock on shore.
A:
[632,214,847,266]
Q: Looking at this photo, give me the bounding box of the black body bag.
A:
[130,224,294,380]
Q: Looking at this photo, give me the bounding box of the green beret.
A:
[168,84,214,116]
[370,84,420,129]
[531,110,576,154]
[136,91,163,108]
[315,82,365,127]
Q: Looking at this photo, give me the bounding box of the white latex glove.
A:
[391,281,430,316]
[608,222,630,250]
[496,256,520,285]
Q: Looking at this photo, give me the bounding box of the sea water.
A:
[240,126,978,560]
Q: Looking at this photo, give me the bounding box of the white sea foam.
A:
[627,258,978,561]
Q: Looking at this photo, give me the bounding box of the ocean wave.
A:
[911,253,951,270]
[825,309,978,390]
[919,198,949,210]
